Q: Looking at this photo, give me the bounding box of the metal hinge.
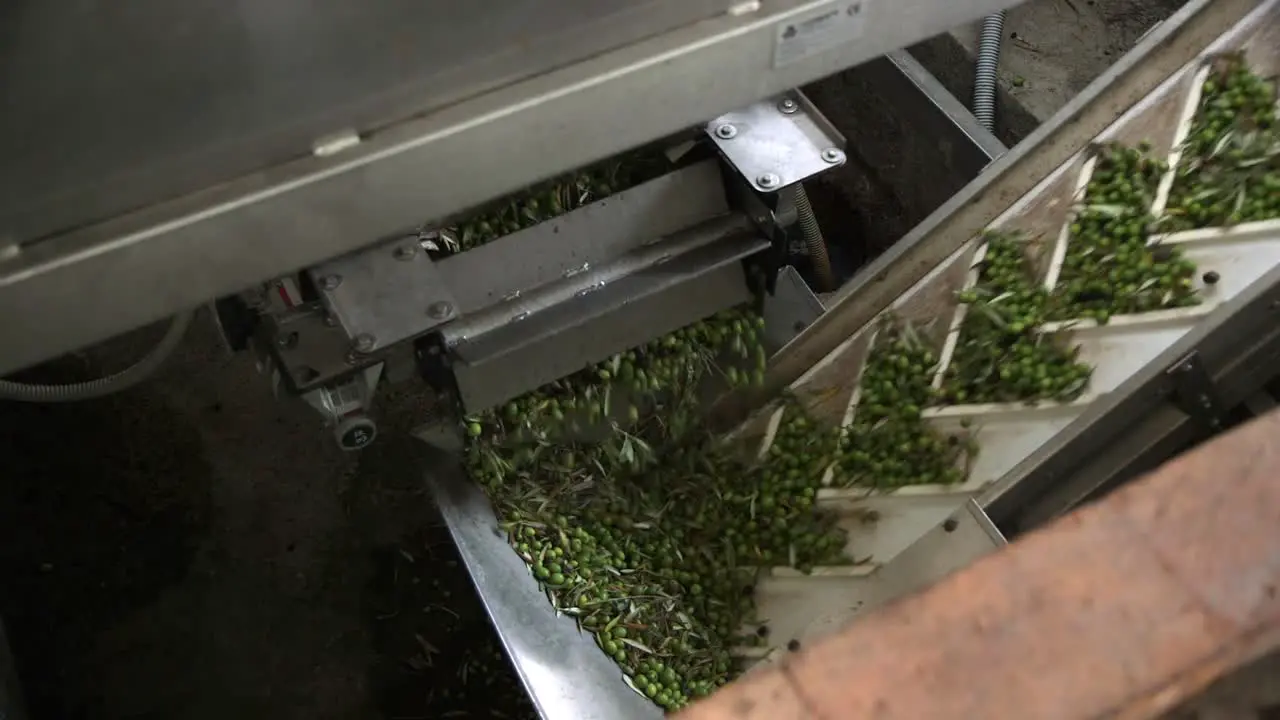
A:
[1166,351,1226,430]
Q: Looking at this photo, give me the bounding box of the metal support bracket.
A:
[308,237,459,354]
[705,91,847,194]
[302,363,384,450]
[1167,351,1227,431]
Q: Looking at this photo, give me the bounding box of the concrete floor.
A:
[0,316,376,718]
[4,0,1263,717]
[962,0,1190,122]
[914,0,1190,147]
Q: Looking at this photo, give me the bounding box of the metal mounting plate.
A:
[1167,351,1227,431]
[447,225,765,413]
[706,91,846,193]
[308,238,458,353]
[436,160,729,315]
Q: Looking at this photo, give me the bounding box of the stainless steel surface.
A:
[963,499,1008,548]
[302,364,382,420]
[443,213,755,357]
[427,451,662,720]
[450,228,765,412]
[706,92,846,192]
[761,265,826,351]
[261,306,374,392]
[309,237,457,352]
[437,161,730,316]
[267,162,735,397]
[884,50,1007,164]
[0,0,1024,378]
[0,0,729,245]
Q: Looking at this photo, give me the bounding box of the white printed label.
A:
[773,0,867,68]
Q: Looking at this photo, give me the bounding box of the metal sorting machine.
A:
[428,1,1280,717]
[2,0,1279,718]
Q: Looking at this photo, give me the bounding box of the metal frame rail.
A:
[0,0,1017,379]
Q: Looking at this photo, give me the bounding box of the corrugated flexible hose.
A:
[0,312,194,402]
[793,185,834,292]
[973,11,1007,132]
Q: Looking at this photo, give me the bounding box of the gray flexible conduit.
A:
[0,312,194,402]
[793,185,834,292]
[973,11,1007,132]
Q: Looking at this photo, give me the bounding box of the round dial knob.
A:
[335,416,377,451]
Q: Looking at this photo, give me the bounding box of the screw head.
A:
[352,333,376,354]
[319,274,342,291]
[778,98,798,114]
[427,301,454,320]
[756,173,780,189]
[821,148,845,164]
[714,123,737,139]
[393,244,418,261]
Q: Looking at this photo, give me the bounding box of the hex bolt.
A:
[778,98,798,114]
[427,301,454,320]
[319,274,342,291]
[714,123,737,140]
[393,244,418,261]
[756,173,780,189]
[821,148,845,164]
[352,333,376,354]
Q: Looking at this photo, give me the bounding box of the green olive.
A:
[1054,143,1201,319]
[947,232,1094,404]
[1165,56,1280,230]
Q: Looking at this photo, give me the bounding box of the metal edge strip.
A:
[426,453,663,720]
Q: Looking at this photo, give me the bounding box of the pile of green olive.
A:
[1166,54,1280,229]
[838,323,967,487]
[466,308,768,456]
[464,308,848,712]
[945,232,1093,404]
[1054,144,1200,320]
[445,151,672,254]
